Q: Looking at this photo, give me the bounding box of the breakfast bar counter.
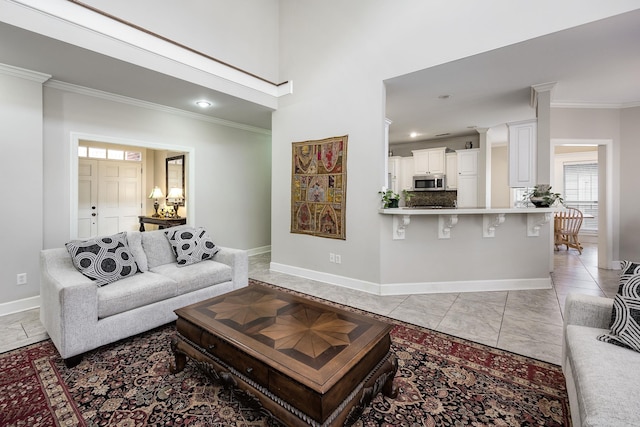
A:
[377,207,556,294]
[379,207,554,239]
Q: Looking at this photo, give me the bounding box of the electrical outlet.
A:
[335,254,342,264]
[17,273,27,285]
[329,253,335,263]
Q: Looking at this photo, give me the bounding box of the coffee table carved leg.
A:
[382,354,399,398]
[344,353,398,426]
[170,336,187,373]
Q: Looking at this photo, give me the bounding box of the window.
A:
[78,145,142,162]
[107,149,124,160]
[563,163,598,232]
[88,147,106,159]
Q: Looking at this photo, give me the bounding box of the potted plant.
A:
[523,184,564,207]
[402,189,413,205]
[379,187,400,208]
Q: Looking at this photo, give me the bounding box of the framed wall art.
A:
[290,135,347,240]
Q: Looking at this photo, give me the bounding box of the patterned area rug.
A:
[0,280,570,426]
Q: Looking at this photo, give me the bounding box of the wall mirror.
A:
[166,154,185,206]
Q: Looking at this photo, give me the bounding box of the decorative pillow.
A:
[607,260,640,327]
[164,227,219,267]
[65,232,141,286]
[597,261,640,352]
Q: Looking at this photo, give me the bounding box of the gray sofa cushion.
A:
[126,231,148,272]
[98,271,178,318]
[150,260,232,294]
[566,324,640,426]
[141,229,177,268]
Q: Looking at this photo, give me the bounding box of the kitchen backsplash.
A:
[406,191,457,208]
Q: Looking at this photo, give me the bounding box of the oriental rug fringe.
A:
[0,280,570,426]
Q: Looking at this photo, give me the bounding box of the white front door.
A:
[97,161,142,236]
[77,159,142,238]
[78,159,98,239]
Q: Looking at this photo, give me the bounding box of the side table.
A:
[138,216,186,231]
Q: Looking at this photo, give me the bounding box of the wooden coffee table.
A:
[170,283,397,426]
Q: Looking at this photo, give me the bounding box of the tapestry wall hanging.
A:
[291,135,347,240]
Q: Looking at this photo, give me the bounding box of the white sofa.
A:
[40,226,248,366]
[562,293,640,426]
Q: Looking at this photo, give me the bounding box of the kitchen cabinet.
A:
[388,156,414,192]
[412,147,446,175]
[457,175,478,208]
[456,149,479,208]
[387,156,401,193]
[445,153,457,189]
[400,157,414,190]
[457,149,479,175]
[507,119,537,187]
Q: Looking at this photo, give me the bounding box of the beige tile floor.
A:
[0,243,619,365]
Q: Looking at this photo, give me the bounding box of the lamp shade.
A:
[148,186,164,199]
[167,187,184,199]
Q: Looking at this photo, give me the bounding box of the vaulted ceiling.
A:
[385,10,640,144]
[1,8,638,141]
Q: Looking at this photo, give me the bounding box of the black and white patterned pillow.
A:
[164,227,219,267]
[598,261,640,352]
[607,260,640,327]
[66,232,141,286]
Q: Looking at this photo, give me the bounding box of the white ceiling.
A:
[385,9,640,144]
[0,22,274,130]
[0,9,638,140]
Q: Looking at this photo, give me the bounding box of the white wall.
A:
[0,70,45,307]
[43,87,272,252]
[274,1,638,285]
[620,107,640,260]
[73,0,280,83]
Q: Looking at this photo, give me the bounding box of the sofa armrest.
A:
[213,246,248,289]
[563,293,614,330]
[40,248,99,358]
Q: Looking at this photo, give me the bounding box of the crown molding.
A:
[530,82,557,108]
[552,100,640,109]
[45,80,271,136]
[0,62,51,83]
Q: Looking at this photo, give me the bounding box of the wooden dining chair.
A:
[554,207,584,254]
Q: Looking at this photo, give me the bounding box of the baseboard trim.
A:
[269,262,551,295]
[247,245,271,256]
[0,295,41,317]
[378,278,551,295]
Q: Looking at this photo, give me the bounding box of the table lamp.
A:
[148,186,164,217]
[167,187,184,218]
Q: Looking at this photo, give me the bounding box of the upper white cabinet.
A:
[457,149,479,176]
[445,152,457,189]
[507,119,537,187]
[412,147,446,175]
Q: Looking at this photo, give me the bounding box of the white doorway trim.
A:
[552,138,614,269]
[70,132,196,239]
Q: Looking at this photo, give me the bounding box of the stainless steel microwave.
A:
[413,174,446,191]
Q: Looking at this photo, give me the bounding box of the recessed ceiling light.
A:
[195,100,212,108]
[410,132,418,138]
